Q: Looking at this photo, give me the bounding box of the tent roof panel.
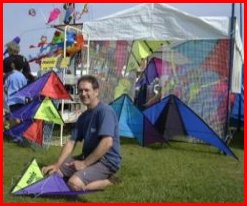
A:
[84,3,234,41]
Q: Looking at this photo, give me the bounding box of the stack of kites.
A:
[5,71,72,146]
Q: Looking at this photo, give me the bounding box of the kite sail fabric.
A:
[143,94,238,160]
[66,34,84,57]
[7,98,41,122]
[5,120,45,145]
[14,173,70,196]
[136,57,162,88]
[4,120,33,142]
[11,159,44,193]
[14,173,98,196]
[110,94,166,146]
[8,97,64,125]
[23,120,44,145]
[34,98,64,125]
[126,40,166,72]
[10,71,72,100]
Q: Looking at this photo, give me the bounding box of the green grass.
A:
[3,131,244,203]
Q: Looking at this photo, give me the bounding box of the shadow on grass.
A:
[120,138,138,145]
[169,141,224,156]
[6,194,89,203]
[229,130,244,150]
[120,138,169,150]
[3,134,44,152]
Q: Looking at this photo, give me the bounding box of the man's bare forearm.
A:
[84,136,113,167]
[55,140,76,166]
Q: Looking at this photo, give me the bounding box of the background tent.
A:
[110,94,166,146]
[80,3,243,141]
[143,94,238,160]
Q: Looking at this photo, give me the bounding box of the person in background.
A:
[42,75,121,191]
[4,56,28,135]
[4,41,35,84]
[4,56,28,113]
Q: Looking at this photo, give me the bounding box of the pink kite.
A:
[47,8,61,24]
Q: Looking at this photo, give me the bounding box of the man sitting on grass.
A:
[42,75,121,191]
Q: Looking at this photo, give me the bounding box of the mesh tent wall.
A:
[79,3,243,139]
[230,69,244,129]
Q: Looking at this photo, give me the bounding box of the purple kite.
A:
[10,71,72,100]
[14,173,99,196]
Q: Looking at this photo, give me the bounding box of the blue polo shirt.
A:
[71,102,121,172]
[4,70,27,106]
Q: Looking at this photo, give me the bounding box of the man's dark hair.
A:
[77,75,99,90]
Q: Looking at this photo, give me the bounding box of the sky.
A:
[3,3,244,72]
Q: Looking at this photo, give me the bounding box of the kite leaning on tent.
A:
[110,94,167,146]
[143,94,238,160]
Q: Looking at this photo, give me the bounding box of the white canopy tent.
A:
[84,3,243,93]
[84,4,242,46]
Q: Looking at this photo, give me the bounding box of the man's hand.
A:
[65,160,87,171]
[42,164,60,175]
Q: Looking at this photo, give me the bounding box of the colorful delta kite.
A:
[143,94,238,160]
[11,159,44,194]
[110,94,166,146]
[10,71,72,100]
[14,173,97,196]
[5,71,71,145]
[5,97,64,145]
[7,97,64,125]
[12,159,98,196]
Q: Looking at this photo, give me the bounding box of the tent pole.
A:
[225,3,236,138]
[237,3,243,132]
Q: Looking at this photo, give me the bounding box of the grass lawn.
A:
[3,131,244,203]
